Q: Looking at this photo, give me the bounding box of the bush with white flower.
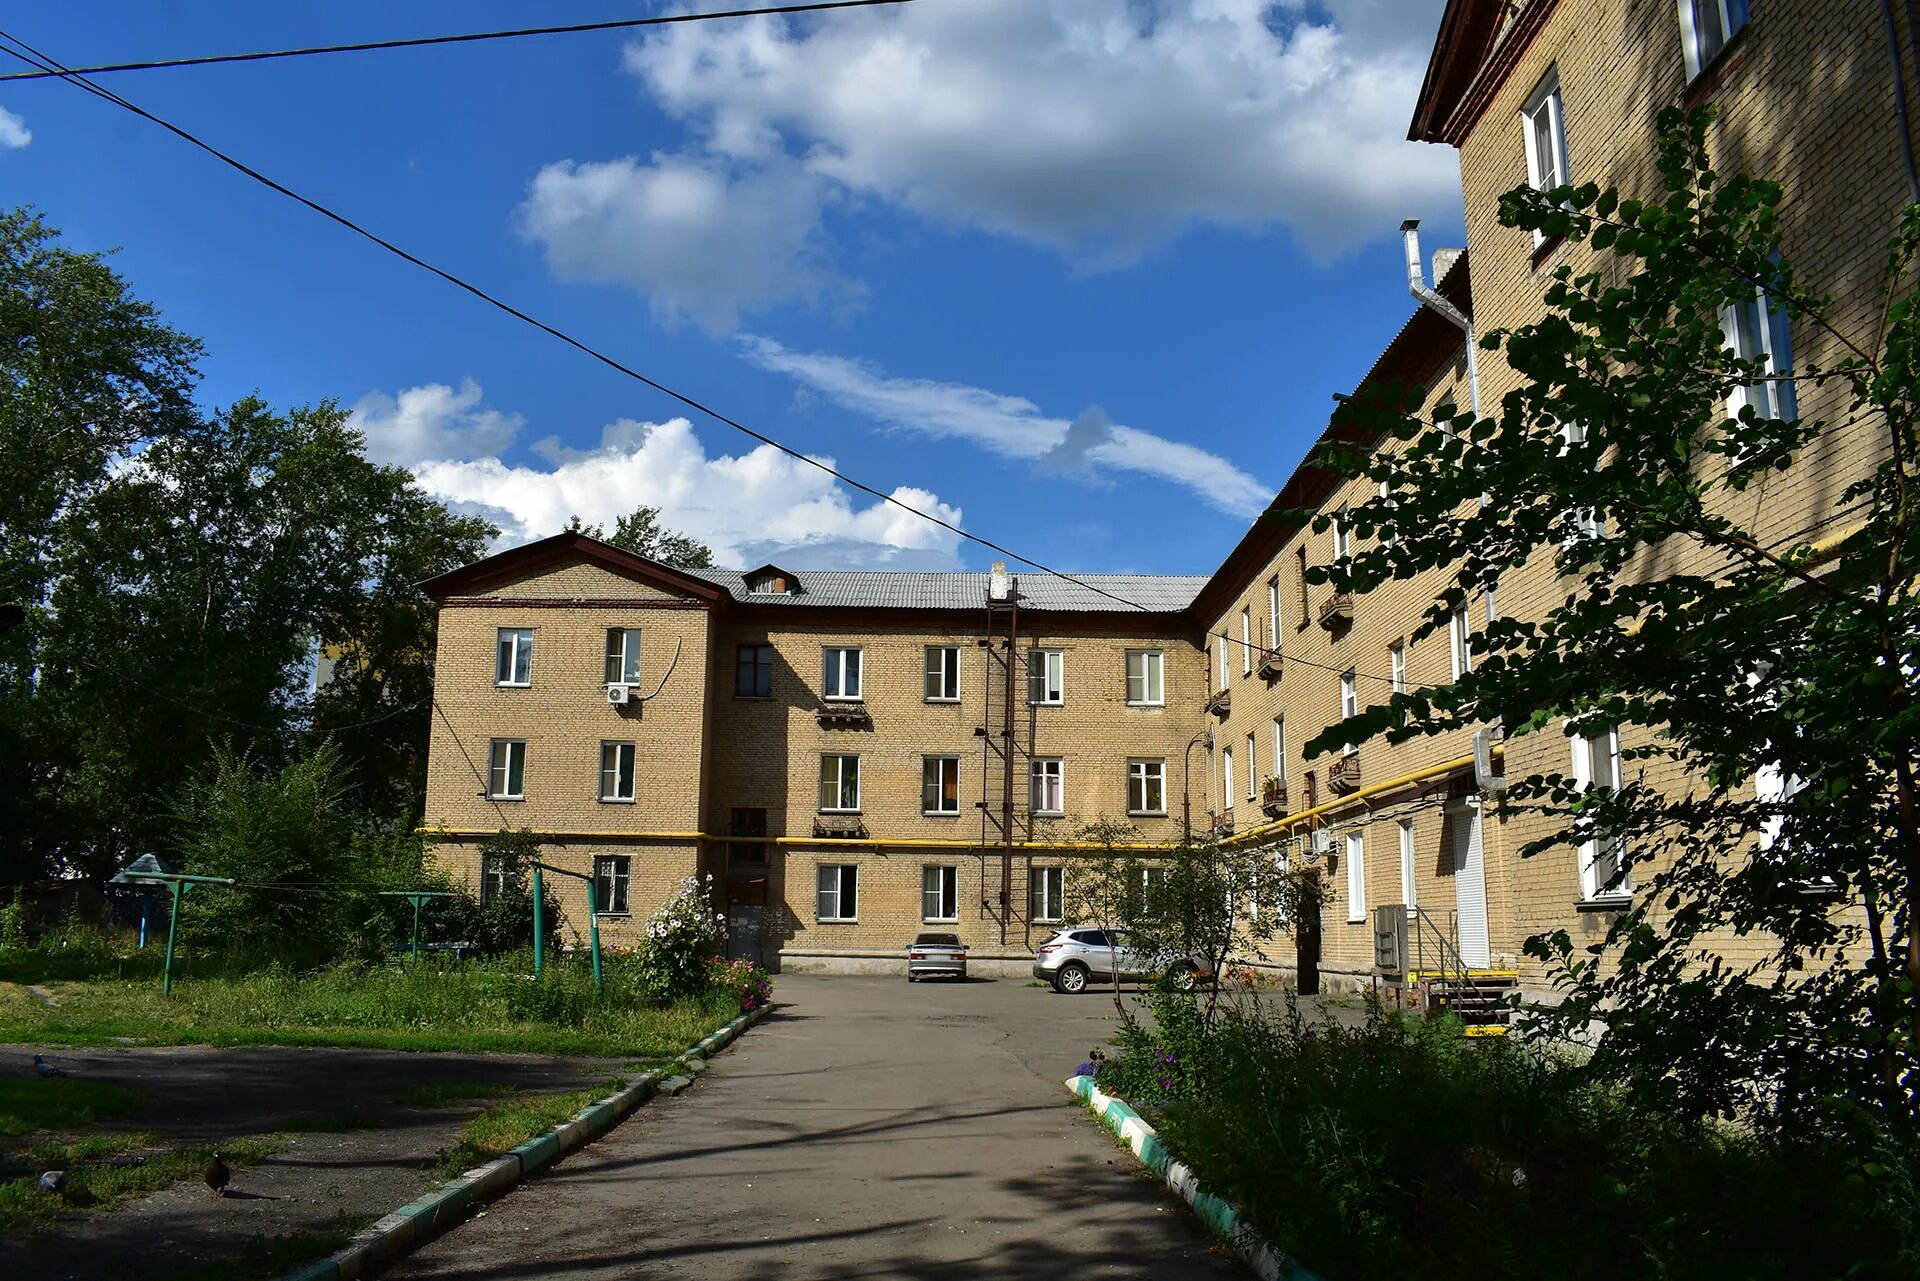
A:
[639,874,726,1002]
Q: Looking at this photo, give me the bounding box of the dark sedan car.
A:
[906,932,968,981]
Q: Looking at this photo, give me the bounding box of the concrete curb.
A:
[276,1002,771,1281]
[1064,1075,1325,1281]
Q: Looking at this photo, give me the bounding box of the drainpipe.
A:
[1399,219,1480,421]
[1182,730,1212,842]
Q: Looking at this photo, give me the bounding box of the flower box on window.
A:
[813,814,868,839]
[1205,688,1231,717]
[1329,752,1362,795]
[1256,646,1283,680]
[1211,814,1236,838]
[1318,592,1354,631]
[1260,776,1289,819]
[816,703,873,730]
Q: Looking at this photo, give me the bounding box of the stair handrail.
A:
[1409,905,1474,988]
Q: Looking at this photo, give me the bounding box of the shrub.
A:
[706,957,772,1014]
[0,897,25,951]
[429,828,564,956]
[637,875,724,1002]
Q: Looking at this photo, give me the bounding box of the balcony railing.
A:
[1328,752,1362,795]
[1260,777,1289,819]
[816,702,873,730]
[1318,591,1354,631]
[813,814,869,839]
[1256,646,1283,680]
[1204,687,1231,717]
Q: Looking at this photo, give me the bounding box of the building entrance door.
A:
[1448,802,1491,967]
[727,904,766,967]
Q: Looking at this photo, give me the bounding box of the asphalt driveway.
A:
[391,974,1240,1279]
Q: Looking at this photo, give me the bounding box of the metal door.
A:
[727,905,765,966]
[1448,803,1492,967]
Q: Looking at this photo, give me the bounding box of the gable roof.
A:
[418,530,730,603]
[1409,0,1559,147]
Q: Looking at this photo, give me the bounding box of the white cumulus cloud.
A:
[0,106,31,150]
[739,336,1271,517]
[348,378,523,467]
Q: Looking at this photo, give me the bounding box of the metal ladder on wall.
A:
[1407,906,1516,1036]
[975,573,1028,945]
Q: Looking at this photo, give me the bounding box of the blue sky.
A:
[1,0,1462,575]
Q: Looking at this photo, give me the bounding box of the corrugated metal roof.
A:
[685,568,1207,614]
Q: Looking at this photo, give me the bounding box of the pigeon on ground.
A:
[204,1153,230,1197]
[37,1170,66,1196]
[33,1053,66,1078]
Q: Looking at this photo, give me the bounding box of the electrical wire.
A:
[0,1,922,82]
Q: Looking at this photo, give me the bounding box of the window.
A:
[604,628,642,686]
[1346,832,1366,922]
[1570,725,1629,900]
[1271,716,1287,781]
[1521,69,1571,243]
[593,855,631,915]
[921,865,958,922]
[1030,758,1065,815]
[495,628,533,686]
[1399,818,1416,909]
[924,645,960,702]
[1141,867,1168,893]
[488,739,526,799]
[1128,759,1166,816]
[599,742,635,802]
[1295,546,1310,628]
[1720,287,1798,423]
[1266,576,1281,647]
[1560,421,1605,545]
[480,853,509,905]
[824,647,863,700]
[1339,670,1359,756]
[736,643,773,698]
[1216,632,1230,691]
[816,864,858,921]
[1222,747,1235,815]
[1450,601,1473,680]
[1029,866,1063,922]
[1027,648,1065,705]
[1390,641,1407,694]
[729,807,768,868]
[922,756,961,815]
[1379,479,1397,548]
[1125,649,1164,706]
[1240,608,1253,675]
[1679,0,1750,80]
[1246,733,1258,801]
[818,753,861,812]
[1332,507,1351,564]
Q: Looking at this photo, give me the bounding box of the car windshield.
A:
[914,933,962,947]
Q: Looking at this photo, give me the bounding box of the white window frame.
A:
[1346,831,1366,923]
[924,645,960,702]
[1216,632,1230,691]
[1027,649,1065,706]
[1222,747,1235,816]
[480,852,509,905]
[488,738,526,800]
[922,755,961,816]
[593,854,631,916]
[819,753,861,813]
[1266,576,1281,648]
[1521,69,1572,244]
[1240,608,1253,675]
[1569,724,1630,901]
[1450,600,1473,680]
[1559,421,1606,545]
[1029,866,1064,923]
[816,864,858,922]
[1399,818,1416,910]
[495,628,533,687]
[1246,732,1258,801]
[1390,641,1407,695]
[921,864,959,922]
[1339,670,1359,756]
[823,646,864,701]
[1125,649,1165,706]
[1030,758,1065,815]
[1332,507,1351,563]
[1379,478,1397,548]
[598,741,636,803]
[1720,287,1798,424]
[604,627,643,687]
[1128,758,1167,816]
[1678,0,1750,81]
[1271,716,1287,782]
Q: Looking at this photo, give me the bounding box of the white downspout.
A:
[1399,219,1479,421]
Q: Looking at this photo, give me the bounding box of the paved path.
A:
[392,975,1240,1279]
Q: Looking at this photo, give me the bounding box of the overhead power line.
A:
[0,29,1425,693]
[0,0,920,83]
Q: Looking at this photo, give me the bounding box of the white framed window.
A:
[593,854,631,915]
[1027,648,1064,706]
[1128,759,1166,816]
[1332,507,1351,563]
[922,755,961,815]
[922,865,959,922]
[488,739,526,799]
[604,628,642,687]
[495,628,533,687]
[1560,421,1606,545]
[1720,288,1798,423]
[1521,68,1572,243]
[1125,649,1164,706]
[1390,641,1407,694]
[1246,732,1258,801]
[1266,576,1281,647]
[1754,759,1809,856]
[1029,866,1063,922]
[1240,608,1253,675]
[1271,715,1287,782]
[1340,670,1359,756]
[816,864,858,921]
[599,741,635,802]
[1216,632,1230,691]
[818,753,861,812]
[480,852,509,905]
[1450,600,1473,680]
[1141,866,1168,893]
[1399,818,1416,909]
[1030,758,1064,815]
[823,647,863,701]
[1221,747,1235,815]
[1379,478,1397,548]
[1678,0,1750,80]
[1569,724,1629,901]
[925,645,960,702]
[1345,831,1366,922]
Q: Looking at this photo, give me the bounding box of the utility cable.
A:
[0,1,922,82]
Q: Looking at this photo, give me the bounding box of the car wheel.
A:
[1171,964,1198,993]
[1053,962,1090,994]
[906,972,917,982]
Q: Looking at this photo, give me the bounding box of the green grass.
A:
[0,1076,149,1136]
[432,1080,622,1180]
[396,1080,522,1108]
[0,1134,278,1236]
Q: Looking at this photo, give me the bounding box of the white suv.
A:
[1030,927,1201,994]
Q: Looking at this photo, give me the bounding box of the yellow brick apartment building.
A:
[422,0,1910,992]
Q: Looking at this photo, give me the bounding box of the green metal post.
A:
[586,879,604,998]
[532,865,545,979]
[162,879,184,998]
[410,895,424,959]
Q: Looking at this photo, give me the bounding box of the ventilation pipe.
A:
[1399,219,1480,420]
[988,560,1011,602]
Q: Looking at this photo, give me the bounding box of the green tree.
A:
[566,505,714,567]
[1061,818,1148,1015]
[1303,110,1919,1144]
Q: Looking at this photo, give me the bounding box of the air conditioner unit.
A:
[606,684,631,706]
